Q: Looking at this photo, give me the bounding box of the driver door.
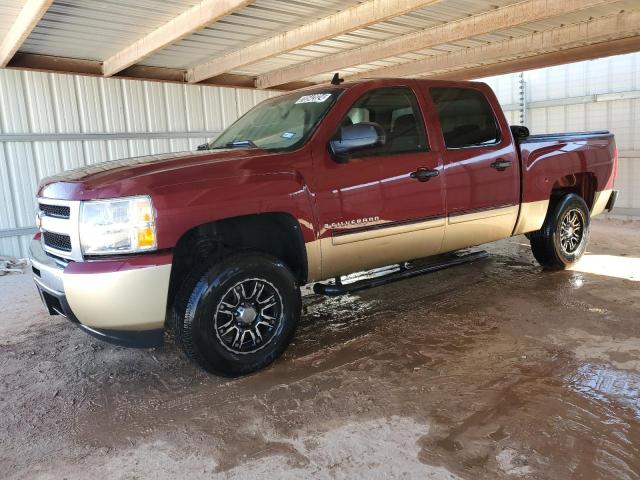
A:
[310,85,446,280]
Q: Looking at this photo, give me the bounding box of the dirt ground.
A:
[1,217,639,479]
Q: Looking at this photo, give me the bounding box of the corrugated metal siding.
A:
[0,69,276,257]
[481,52,640,215]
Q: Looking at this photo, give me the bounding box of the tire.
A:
[529,193,590,270]
[173,252,301,376]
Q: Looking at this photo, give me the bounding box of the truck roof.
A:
[291,77,488,92]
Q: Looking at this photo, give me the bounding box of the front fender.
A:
[153,172,318,251]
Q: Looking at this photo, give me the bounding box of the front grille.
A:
[43,231,72,252]
[39,203,70,219]
[38,198,81,261]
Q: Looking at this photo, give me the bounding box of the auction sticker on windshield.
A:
[295,93,332,104]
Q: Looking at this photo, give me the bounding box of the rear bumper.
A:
[591,189,617,217]
[29,236,171,348]
[605,189,619,212]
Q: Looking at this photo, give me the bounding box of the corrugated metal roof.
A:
[228,0,638,82]
[20,0,201,61]
[166,0,521,73]
[142,0,364,69]
[4,0,637,84]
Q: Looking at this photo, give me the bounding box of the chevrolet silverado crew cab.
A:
[30,78,618,376]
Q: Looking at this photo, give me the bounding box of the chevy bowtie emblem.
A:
[35,211,42,229]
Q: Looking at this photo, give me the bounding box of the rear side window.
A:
[431,87,500,149]
[339,87,428,156]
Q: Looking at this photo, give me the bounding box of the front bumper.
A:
[29,236,172,348]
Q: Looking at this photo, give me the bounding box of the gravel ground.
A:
[1,217,639,479]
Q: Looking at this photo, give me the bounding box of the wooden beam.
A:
[0,0,52,67]
[187,0,444,84]
[425,36,640,81]
[256,0,619,89]
[8,53,103,75]
[7,53,308,91]
[347,10,640,80]
[102,0,252,77]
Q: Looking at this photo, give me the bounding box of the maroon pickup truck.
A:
[30,78,618,376]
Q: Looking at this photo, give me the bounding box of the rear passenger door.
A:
[429,86,520,251]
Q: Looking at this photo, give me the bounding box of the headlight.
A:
[80,196,157,255]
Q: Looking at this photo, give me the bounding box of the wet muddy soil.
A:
[1,218,639,479]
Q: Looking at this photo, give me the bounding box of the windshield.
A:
[210,88,343,152]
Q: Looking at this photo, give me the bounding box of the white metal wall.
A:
[481,52,640,217]
[0,69,276,257]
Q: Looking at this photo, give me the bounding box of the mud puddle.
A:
[1,218,640,479]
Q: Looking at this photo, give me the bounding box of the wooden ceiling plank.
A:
[0,0,53,67]
[5,53,311,90]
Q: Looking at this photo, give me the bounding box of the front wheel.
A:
[173,252,301,376]
[529,193,590,270]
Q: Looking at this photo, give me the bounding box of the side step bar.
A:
[313,250,489,296]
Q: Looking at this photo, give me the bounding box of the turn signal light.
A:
[137,226,156,248]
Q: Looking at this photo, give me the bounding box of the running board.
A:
[313,250,489,296]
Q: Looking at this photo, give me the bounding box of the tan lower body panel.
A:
[309,203,550,283]
[513,199,550,235]
[591,189,613,217]
[318,218,445,280]
[442,205,519,252]
[64,264,172,331]
[305,240,323,283]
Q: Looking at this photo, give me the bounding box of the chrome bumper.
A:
[29,237,167,348]
[30,236,66,297]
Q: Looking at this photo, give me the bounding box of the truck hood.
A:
[38,148,289,199]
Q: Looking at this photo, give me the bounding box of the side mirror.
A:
[510,125,530,139]
[329,122,385,161]
[197,143,210,151]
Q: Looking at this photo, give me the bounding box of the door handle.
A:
[410,168,439,182]
[490,159,513,171]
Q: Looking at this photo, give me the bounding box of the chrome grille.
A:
[43,231,72,252]
[38,198,82,261]
[39,203,70,219]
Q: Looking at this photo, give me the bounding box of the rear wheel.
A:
[529,193,590,270]
[173,252,301,376]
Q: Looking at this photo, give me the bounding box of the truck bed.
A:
[516,129,616,206]
[520,130,611,143]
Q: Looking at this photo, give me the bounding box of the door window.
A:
[338,87,428,156]
[431,87,500,149]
